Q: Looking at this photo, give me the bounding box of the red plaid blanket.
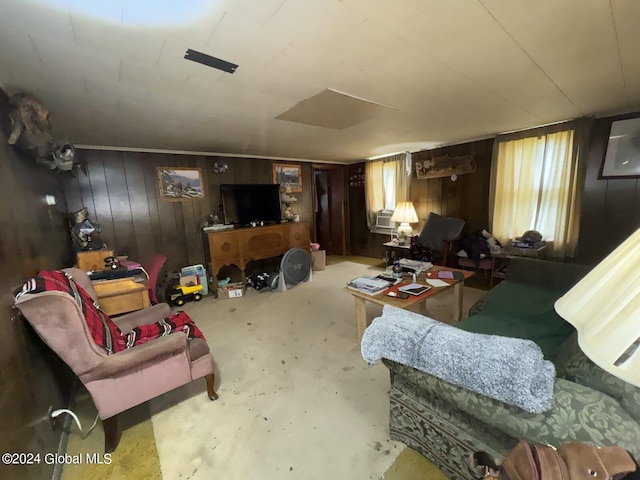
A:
[16,270,204,354]
[124,310,204,348]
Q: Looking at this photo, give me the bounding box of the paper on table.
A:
[437,270,454,279]
[426,279,450,288]
[351,277,390,289]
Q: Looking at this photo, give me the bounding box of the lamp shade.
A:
[554,228,640,388]
[390,202,419,245]
[390,202,418,224]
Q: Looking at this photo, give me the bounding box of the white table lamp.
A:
[390,202,418,245]
[555,227,640,388]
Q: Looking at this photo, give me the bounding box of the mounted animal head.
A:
[5,92,87,175]
[37,141,87,176]
[7,93,53,156]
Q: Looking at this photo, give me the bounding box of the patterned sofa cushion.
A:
[557,340,640,423]
[384,359,640,458]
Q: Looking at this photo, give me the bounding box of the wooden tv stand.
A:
[202,223,310,290]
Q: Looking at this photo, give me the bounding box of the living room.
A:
[2,1,640,479]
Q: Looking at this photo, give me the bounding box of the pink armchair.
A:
[13,268,218,453]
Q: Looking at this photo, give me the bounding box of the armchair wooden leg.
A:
[103,416,120,453]
[205,373,219,400]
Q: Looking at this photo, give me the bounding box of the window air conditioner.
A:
[375,210,395,229]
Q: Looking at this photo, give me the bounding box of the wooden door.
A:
[313,164,347,256]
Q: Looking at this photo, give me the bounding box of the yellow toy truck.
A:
[167,283,203,307]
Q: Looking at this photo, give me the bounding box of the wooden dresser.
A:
[202,223,310,289]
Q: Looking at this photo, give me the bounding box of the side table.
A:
[383,241,411,265]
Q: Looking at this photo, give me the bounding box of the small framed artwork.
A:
[272,163,302,192]
[157,167,205,201]
[600,117,640,179]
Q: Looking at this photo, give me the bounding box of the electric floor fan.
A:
[274,247,312,292]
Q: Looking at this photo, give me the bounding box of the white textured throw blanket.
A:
[361,305,555,413]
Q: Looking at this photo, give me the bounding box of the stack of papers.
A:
[347,276,392,295]
[398,258,433,273]
[426,279,450,288]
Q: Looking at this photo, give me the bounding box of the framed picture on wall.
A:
[157,167,205,201]
[600,116,640,178]
[272,163,302,192]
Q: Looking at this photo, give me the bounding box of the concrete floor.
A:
[61,259,484,479]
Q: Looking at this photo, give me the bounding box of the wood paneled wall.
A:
[350,114,640,266]
[0,93,74,480]
[410,139,494,231]
[577,112,640,264]
[62,151,315,273]
[348,138,494,259]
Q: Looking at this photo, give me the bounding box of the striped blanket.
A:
[16,270,204,354]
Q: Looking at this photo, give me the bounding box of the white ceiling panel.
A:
[126,2,226,49]
[30,34,121,83]
[328,20,407,71]
[0,0,75,41]
[0,27,43,72]
[216,62,322,105]
[0,60,43,95]
[482,0,627,115]
[611,0,640,107]
[85,77,149,104]
[204,3,293,68]
[413,28,577,120]
[70,14,166,65]
[261,0,365,51]
[341,0,438,32]
[119,59,187,93]
[1,0,640,161]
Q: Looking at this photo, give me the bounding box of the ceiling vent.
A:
[184,49,238,74]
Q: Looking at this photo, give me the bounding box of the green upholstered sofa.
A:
[383,258,640,480]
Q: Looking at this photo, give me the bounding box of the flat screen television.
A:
[220,184,282,226]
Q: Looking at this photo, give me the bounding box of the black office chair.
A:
[409,212,465,266]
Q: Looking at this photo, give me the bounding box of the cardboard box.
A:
[217,282,245,299]
[311,250,326,271]
[181,264,208,294]
[180,274,199,286]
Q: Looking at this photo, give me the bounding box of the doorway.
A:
[312,165,347,256]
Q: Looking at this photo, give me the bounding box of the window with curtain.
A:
[364,153,411,233]
[490,122,588,258]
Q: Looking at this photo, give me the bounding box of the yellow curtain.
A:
[392,156,410,204]
[491,129,581,257]
[365,159,385,228]
[365,153,411,230]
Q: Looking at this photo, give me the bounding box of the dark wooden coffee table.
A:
[345,265,474,340]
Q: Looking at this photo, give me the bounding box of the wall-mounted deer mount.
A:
[5,91,86,175]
